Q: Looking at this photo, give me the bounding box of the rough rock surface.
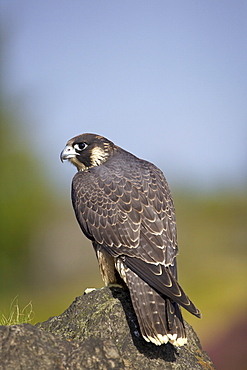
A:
[0,287,214,369]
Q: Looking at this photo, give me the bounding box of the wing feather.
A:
[72,155,178,258]
[123,255,201,318]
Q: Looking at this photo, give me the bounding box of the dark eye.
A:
[74,142,88,151]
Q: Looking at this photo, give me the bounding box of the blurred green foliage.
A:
[0,108,53,293]
[174,191,247,332]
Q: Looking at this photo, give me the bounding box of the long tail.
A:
[126,269,188,346]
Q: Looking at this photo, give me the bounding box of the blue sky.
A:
[1,1,247,190]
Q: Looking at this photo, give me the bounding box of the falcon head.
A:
[60,133,115,171]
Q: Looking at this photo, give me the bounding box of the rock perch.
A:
[0,287,214,369]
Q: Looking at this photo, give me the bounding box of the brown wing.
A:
[71,150,200,318]
[72,151,177,262]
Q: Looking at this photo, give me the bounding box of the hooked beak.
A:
[60,145,78,162]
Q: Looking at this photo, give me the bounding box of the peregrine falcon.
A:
[60,133,201,346]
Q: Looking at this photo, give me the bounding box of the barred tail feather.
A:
[126,269,187,346]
